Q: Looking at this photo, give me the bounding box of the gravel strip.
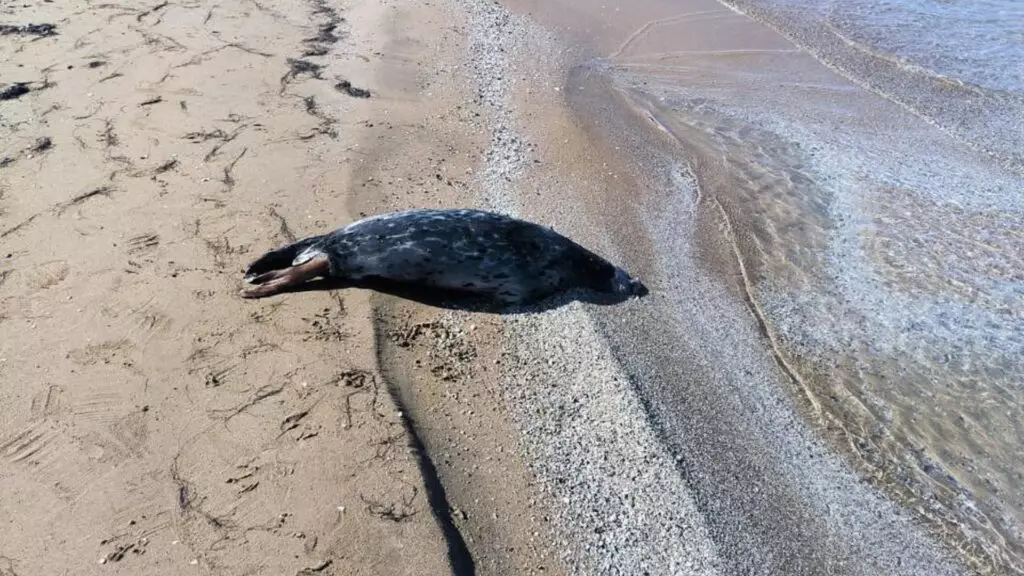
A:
[455,1,724,573]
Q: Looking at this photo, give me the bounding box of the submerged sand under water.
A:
[500,0,1024,573]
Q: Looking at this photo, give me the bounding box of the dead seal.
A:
[241,208,647,304]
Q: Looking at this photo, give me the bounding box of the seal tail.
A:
[243,235,326,283]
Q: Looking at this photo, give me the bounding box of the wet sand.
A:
[485,0,1017,573]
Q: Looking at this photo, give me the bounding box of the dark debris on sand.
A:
[335,80,370,99]
[0,23,57,37]
[287,58,323,78]
[304,21,339,50]
[302,0,344,56]
[29,137,52,153]
[0,83,31,101]
[280,58,323,92]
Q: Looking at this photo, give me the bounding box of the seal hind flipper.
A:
[247,267,292,286]
[244,235,326,283]
[241,254,330,298]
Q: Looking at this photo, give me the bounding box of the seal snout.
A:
[629,277,649,298]
[611,268,648,298]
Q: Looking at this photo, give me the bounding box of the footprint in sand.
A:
[22,260,70,291]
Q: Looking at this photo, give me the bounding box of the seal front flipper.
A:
[244,235,326,284]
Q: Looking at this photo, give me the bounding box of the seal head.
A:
[610,267,648,298]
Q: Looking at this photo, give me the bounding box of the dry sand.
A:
[0,0,527,574]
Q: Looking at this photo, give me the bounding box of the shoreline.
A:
[566,1,1023,571]
[462,0,981,573]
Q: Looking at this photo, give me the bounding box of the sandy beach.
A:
[0,0,491,573]
[3,0,1017,574]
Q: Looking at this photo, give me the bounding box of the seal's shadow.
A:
[282,276,646,314]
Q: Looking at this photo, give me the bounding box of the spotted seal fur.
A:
[241,208,646,304]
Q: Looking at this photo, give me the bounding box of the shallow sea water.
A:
[497,0,1022,570]
[766,0,1024,94]
[600,0,1024,570]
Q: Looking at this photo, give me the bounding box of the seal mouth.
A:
[628,278,649,298]
[612,268,648,298]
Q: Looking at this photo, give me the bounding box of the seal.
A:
[241,208,647,304]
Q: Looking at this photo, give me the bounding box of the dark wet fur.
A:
[243,209,648,307]
[281,276,644,314]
